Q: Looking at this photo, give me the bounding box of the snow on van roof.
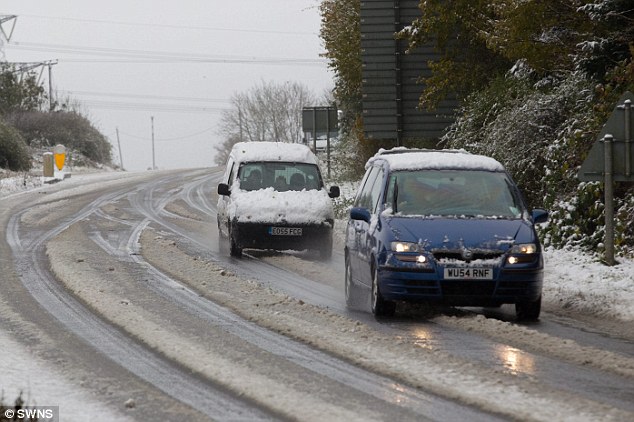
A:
[231,141,318,164]
[368,148,505,172]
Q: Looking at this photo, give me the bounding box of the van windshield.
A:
[238,162,323,192]
[385,170,526,218]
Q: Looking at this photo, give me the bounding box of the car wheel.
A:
[229,225,242,258]
[344,257,357,308]
[515,295,541,321]
[371,266,395,317]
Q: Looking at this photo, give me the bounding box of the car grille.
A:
[432,249,504,264]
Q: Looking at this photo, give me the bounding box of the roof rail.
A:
[377,148,469,156]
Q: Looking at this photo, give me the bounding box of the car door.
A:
[349,165,384,287]
[347,166,376,282]
[357,167,385,286]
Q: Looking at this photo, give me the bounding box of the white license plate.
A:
[269,227,303,236]
[444,268,493,280]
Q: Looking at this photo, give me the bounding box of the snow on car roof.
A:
[231,141,318,165]
[368,148,505,172]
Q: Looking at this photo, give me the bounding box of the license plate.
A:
[444,268,493,280]
[269,227,303,236]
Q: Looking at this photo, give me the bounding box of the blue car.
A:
[345,148,548,320]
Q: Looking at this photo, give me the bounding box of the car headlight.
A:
[510,243,537,254]
[507,243,538,264]
[391,241,420,253]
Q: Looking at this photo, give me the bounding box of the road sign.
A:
[302,107,338,134]
[578,91,634,182]
[577,91,634,266]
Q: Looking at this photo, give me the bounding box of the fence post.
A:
[603,134,615,266]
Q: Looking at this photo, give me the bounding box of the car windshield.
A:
[238,162,323,192]
[385,170,526,218]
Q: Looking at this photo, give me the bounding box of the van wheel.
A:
[229,226,242,258]
[371,267,395,317]
[516,295,541,321]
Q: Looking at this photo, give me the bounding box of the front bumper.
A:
[231,221,333,252]
[378,257,543,306]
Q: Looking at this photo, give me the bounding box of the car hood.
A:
[229,188,334,224]
[384,216,536,252]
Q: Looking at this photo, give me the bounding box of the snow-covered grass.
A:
[543,246,634,321]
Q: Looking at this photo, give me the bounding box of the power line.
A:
[59,89,231,104]
[16,13,317,36]
[8,41,326,66]
[118,126,216,142]
[79,99,229,114]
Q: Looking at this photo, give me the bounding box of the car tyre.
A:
[344,257,357,308]
[371,266,395,317]
[515,295,541,321]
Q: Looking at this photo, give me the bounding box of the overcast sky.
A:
[1,1,333,171]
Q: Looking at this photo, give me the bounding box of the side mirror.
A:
[532,209,548,224]
[217,183,231,196]
[328,185,340,199]
[350,207,371,223]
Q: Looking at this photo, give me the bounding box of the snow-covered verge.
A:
[0,167,115,199]
[543,247,634,321]
[0,170,44,197]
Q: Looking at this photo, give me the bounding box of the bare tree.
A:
[214,80,316,165]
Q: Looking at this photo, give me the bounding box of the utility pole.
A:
[151,116,156,170]
[47,61,54,110]
[0,15,17,61]
[239,108,244,142]
[10,61,58,110]
[116,127,125,171]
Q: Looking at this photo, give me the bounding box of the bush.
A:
[6,111,112,165]
[443,69,634,257]
[0,119,31,171]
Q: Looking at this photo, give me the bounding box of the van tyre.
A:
[229,226,242,258]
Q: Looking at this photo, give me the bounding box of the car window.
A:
[387,169,526,218]
[353,166,375,207]
[354,166,379,209]
[237,162,322,192]
[369,168,385,213]
[355,166,384,212]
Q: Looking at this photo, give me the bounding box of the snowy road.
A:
[1,168,633,421]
